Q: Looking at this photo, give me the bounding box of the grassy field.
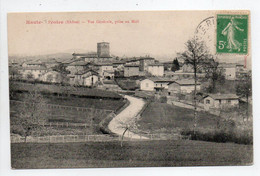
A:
[139,102,221,133]
[10,92,125,135]
[11,140,253,169]
[12,92,124,111]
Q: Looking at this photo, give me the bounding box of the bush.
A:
[181,128,253,145]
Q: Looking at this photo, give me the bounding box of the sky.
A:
[7,11,251,67]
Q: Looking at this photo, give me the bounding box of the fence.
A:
[11,133,183,143]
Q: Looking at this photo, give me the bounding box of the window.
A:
[227,100,231,104]
[146,83,149,87]
[219,100,222,104]
[206,100,210,104]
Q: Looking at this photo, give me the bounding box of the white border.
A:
[1,0,260,176]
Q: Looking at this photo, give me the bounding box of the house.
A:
[72,69,100,87]
[140,78,155,91]
[93,63,114,78]
[19,66,48,80]
[168,79,201,94]
[147,63,164,77]
[103,70,115,80]
[112,60,126,71]
[66,61,89,74]
[139,57,155,71]
[43,58,61,69]
[40,70,63,83]
[124,64,140,77]
[202,93,239,110]
[139,77,175,92]
[21,60,44,68]
[219,63,236,80]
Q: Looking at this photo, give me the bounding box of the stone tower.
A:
[97,42,110,58]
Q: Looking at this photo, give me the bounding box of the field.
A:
[10,91,125,135]
[138,102,221,133]
[11,140,253,169]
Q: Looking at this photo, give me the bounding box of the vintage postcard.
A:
[8,10,252,169]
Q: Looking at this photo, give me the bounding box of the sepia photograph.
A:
[7,10,253,169]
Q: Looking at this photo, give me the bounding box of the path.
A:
[108,95,148,139]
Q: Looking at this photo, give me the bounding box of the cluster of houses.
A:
[9,42,247,111]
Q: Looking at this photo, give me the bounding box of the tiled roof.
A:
[21,66,47,70]
[173,80,201,85]
[143,77,175,83]
[68,61,89,66]
[74,69,99,75]
[124,63,139,67]
[206,93,239,100]
[148,63,164,66]
[94,62,113,66]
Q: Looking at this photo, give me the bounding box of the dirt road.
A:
[108,95,148,139]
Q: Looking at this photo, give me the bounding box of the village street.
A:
[108,95,148,139]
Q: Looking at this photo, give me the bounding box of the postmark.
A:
[216,14,248,54]
[195,16,215,54]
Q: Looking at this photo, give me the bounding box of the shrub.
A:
[181,128,253,145]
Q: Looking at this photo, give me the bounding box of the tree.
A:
[171,58,180,72]
[9,66,22,80]
[11,89,47,142]
[204,60,225,93]
[236,71,252,120]
[115,117,137,147]
[178,38,213,133]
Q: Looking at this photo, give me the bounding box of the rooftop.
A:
[68,61,90,66]
[172,79,201,85]
[148,63,164,66]
[205,93,239,100]
[124,64,139,67]
[20,66,47,70]
[143,77,176,83]
[75,69,99,75]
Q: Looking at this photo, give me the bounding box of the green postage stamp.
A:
[216,14,248,54]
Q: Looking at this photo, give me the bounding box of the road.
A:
[108,95,148,139]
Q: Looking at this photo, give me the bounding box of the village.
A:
[9,42,250,112]
[9,41,253,168]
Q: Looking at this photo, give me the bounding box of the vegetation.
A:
[171,58,180,72]
[11,140,253,168]
[115,78,139,90]
[138,102,222,132]
[236,72,252,120]
[204,60,226,93]
[10,81,123,99]
[178,38,213,133]
[10,89,47,142]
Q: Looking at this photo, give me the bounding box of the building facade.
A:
[202,94,239,110]
[124,65,140,77]
[140,78,155,91]
[147,64,164,77]
[168,80,201,94]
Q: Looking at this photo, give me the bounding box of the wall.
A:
[180,84,200,93]
[147,65,164,76]
[140,79,155,91]
[124,67,140,77]
[224,67,236,80]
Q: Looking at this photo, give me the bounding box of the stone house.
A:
[202,93,239,110]
[168,80,201,95]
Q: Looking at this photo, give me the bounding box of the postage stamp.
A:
[216,14,248,54]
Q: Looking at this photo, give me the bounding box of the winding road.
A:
[108,95,148,139]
